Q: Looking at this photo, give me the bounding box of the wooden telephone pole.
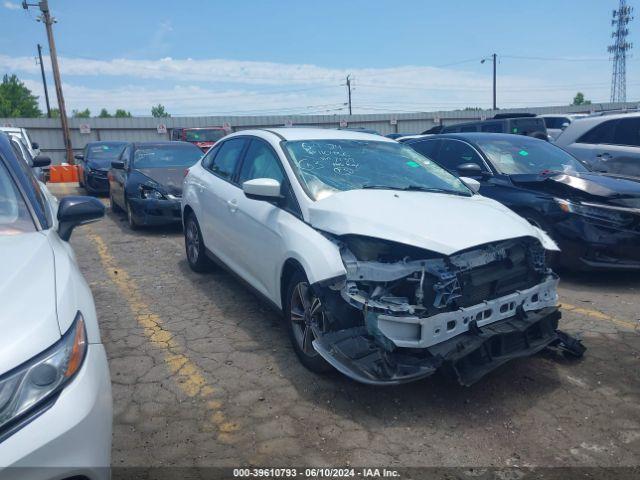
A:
[23,0,74,164]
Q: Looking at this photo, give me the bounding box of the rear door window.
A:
[577,119,617,144]
[613,117,640,147]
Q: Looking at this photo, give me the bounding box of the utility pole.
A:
[492,53,497,110]
[36,43,51,118]
[346,74,353,115]
[481,54,497,110]
[23,0,74,164]
[609,0,633,103]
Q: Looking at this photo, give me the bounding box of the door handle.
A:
[596,152,612,159]
[227,199,238,213]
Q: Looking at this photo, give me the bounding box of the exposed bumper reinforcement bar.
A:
[313,307,584,386]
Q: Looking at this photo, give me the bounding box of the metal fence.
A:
[2,101,639,164]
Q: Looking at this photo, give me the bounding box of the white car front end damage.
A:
[299,189,583,386]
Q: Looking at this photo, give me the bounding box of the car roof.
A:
[405,132,546,144]
[132,141,199,148]
[236,127,396,142]
[87,141,127,146]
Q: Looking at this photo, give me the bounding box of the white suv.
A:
[182,128,581,386]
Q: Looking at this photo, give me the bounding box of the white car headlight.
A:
[0,312,87,432]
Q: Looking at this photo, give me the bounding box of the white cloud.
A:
[3,1,21,10]
[4,55,619,115]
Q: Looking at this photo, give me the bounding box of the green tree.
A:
[572,92,592,106]
[114,109,132,118]
[151,104,170,118]
[0,74,42,117]
[98,108,112,118]
[50,108,60,118]
[72,108,91,118]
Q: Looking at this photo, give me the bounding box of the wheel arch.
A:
[280,257,306,311]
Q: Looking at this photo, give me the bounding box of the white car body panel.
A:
[0,232,61,375]
[307,189,557,256]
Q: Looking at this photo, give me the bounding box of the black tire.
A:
[184,213,213,272]
[78,173,84,188]
[522,212,559,269]
[110,191,123,213]
[284,269,332,373]
[126,201,139,230]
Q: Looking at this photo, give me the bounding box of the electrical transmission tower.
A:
[609,0,634,103]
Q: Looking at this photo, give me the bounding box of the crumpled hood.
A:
[136,168,185,196]
[510,171,640,202]
[307,189,557,256]
[0,232,61,375]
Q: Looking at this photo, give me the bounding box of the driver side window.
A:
[437,140,484,172]
[237,139,285,185]
[120,146,132,169]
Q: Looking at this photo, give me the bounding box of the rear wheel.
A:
[284,270,332,373]
[184,213,213,272]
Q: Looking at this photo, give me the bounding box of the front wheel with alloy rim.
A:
[110,192,122,213]
[184,214,213,272]
[285,270,332,373]
[126,202,139,230]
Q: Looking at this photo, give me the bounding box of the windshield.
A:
[133,145,202,169]
[185,129,226,142]
[0,161,35,235]
[284,140,471,200]
[87,143,126,167]
[476,137,589,175]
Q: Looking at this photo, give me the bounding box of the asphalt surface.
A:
[52,183,640,469]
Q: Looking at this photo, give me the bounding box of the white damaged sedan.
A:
[182,128,584,386]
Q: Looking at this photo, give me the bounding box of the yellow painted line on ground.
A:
[86,228,240,440]
[562,302,638,330]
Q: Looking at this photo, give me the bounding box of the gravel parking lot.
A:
[52,183,640,469]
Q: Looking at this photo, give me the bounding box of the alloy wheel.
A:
[186,218,200,264]
[289,281,325,357]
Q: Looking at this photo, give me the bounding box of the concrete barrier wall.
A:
[2,102,638,164]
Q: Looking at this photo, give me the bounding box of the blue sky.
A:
[0,0,636,115]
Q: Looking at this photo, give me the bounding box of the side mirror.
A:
[111,160,125,169]
[561,122,570,130]
[74,154,84,161]
[57,196,105,241]
[456,162,486,178]
[460,176,481,193]
[242,178,283,202]
[32,156,51,168]
[31,142,39,150]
